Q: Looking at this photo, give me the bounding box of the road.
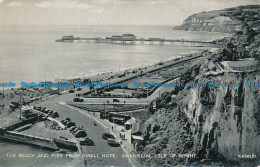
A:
[59,102,140,167]
[35,93,131,166]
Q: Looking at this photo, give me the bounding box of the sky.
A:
[0,0,259,25]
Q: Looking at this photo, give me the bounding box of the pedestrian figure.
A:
[112,126,114,131]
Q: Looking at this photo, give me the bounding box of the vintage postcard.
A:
[0,0,259,166]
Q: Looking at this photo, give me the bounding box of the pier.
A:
[56,34,215,46]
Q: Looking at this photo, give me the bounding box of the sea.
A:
[0,25,231,83]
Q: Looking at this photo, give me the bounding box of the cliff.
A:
[178,62,260,165]
[138,58,260,166]
[173,5,260,33]
[137,18,260,165]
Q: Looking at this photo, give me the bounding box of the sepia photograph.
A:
[0,0,259,166]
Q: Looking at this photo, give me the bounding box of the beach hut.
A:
[125,117,136,130]
[108,113,131,125]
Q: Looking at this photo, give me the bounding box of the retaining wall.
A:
[0,129,58,150]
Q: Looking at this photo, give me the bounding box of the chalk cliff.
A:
[138,59,260,166]
[173,5,260,33]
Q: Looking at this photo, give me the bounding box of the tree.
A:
[226,42,235,49]
[236,31,243,35]
[247,28,257,42]
[222,48,232,61]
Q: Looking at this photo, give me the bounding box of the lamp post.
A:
[19,100,22,121]
[2,87,4,98]
[146,87,149,106]
[20,107,22,121]
[146,87,148,98]
[18,98,23,121]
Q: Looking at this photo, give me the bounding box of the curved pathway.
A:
[59,102,140,167]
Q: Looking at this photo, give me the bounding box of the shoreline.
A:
[0,48,213,97]
[63,48,212,82]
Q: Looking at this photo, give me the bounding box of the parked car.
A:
[48,110,53,114]
[9,102,20,110]
[59,136,68,140]
[42,108,50,114]
[33,106,41,111]
[69,90,75,93]
[72,128,79,134]
[107,138,120,147]
[64,117,71,121]
[66,121,76,128]
[73,97,84,102]
[74,130,87,138]
[76,87,82,91]
[61,120,67,125]
[79,137,95,146]
[69,126,77,132]
[102,133,115,140]
[53,112,59,117]
[41,107,46,112]
[50,112,59,118]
